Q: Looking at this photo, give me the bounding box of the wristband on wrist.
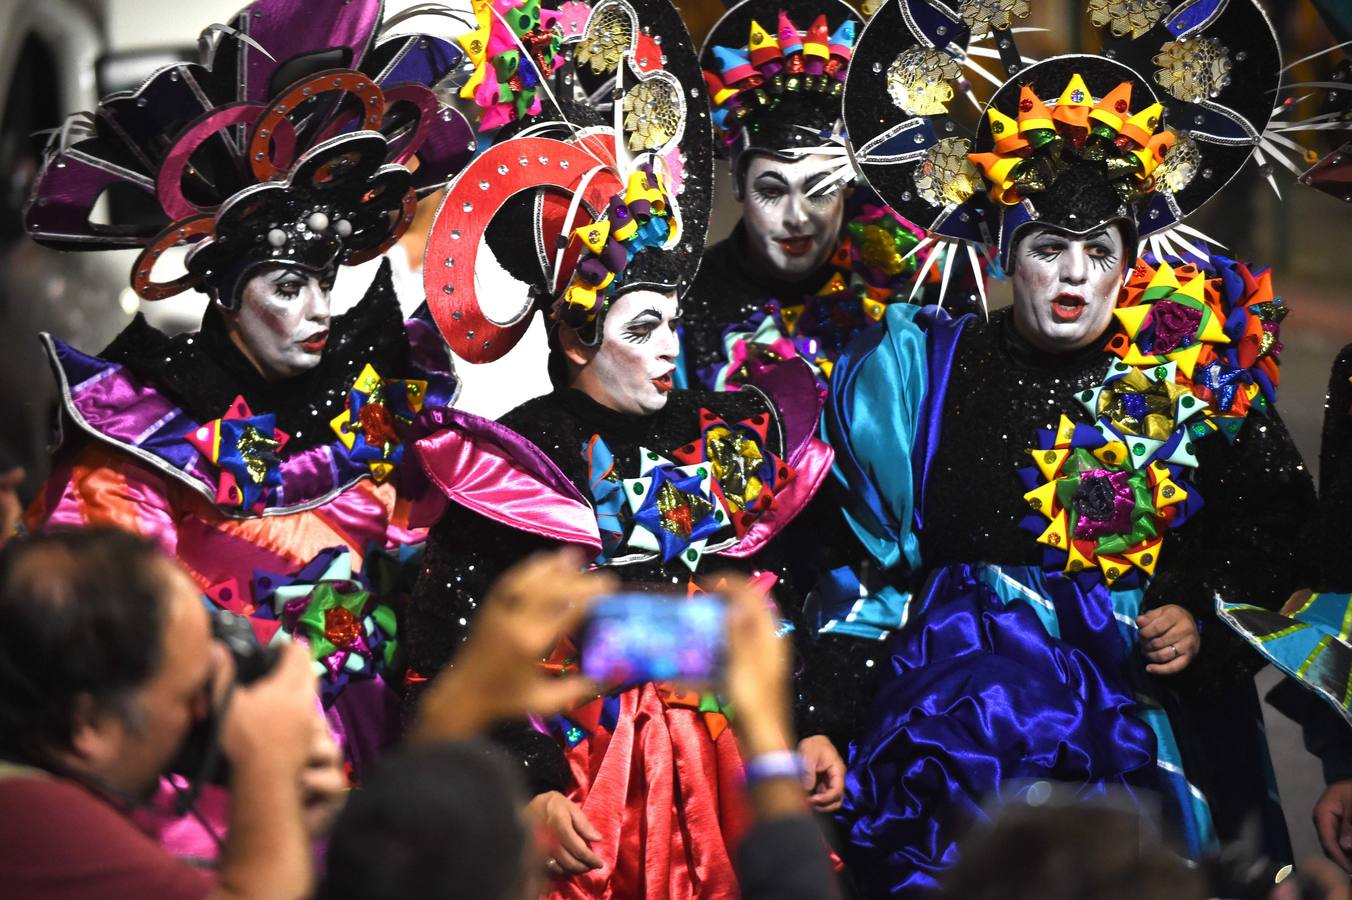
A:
[743,750,804,787]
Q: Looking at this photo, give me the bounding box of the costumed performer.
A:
[21,0,475,858]
[686,0,975,393]
[823,1,1318,893]
[402,0,846,895]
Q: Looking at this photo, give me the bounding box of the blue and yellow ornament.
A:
[330,363,427,483]
[186,395,288,513]
[1078,360,1208,469]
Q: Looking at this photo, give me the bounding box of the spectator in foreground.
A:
[0,528,341,900]
[936,797,1208,900]
[935,787,1351,900]
[322,550,840,899]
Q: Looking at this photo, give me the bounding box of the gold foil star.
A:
[237,425,281,485]
[705,426,765,512]
[655,481,714,539]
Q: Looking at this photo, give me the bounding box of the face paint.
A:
[740,153,846,281]
[571,289,680,416]
[228,266,335,381]
[1011,224,1127,353]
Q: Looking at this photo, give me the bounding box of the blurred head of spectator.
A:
[936,796,1207,900]
[320,740,539,900]
[0,527,217,799]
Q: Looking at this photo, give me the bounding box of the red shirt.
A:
[0,765,214,900]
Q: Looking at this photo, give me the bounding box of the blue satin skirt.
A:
[841,563,1215,897]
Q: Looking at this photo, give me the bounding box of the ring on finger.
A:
[1171,643,1181,659]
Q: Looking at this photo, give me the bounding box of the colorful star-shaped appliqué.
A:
[1020,415,1197,586]
[1108,260,1228,381]
[669,408,795,539]
[186,395,288,513]
[203,547,398,707]
[1078,360,1208,469]
[330,363,427,483]
[623,448,732,570]
[1192,258,1287,436]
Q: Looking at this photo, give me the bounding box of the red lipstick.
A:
[300,330,329,353]
[1050,293,1086,323]
[777,236,814,257]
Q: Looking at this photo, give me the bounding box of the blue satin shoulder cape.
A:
[821,304,1216,897]
[813,304,964,640]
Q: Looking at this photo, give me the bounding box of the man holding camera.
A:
[0,528,344,899]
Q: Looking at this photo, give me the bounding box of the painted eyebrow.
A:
[753,171,790,187]
[803,171,833,190]
[625,308,663,325]
[271,270,305,283]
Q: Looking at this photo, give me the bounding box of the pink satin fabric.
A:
[30,443,419,590]
[415,426,602,553]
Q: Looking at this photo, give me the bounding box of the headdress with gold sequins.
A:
[425,0,713,362]
[839,1,1318,286]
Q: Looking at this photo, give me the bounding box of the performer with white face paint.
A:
[739,153,849,282]
[404,2,848,893]
[684,0,914,392]
[561,288,683,416]
[823,5,1323,891]
[224,267,337,381]
[21,0,474,861]
[1009,224,1127,353]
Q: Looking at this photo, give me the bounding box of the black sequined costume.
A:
[405,384,857,790]
[921,309,1314,692]
[827,305,1313,893]
[681,225,838,380]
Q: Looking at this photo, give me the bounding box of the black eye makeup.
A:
[807,185,840,204]
[272,273,306,297]
[621,309,664,344]
[751,185,785,206]
[1024,236,1118,270]
[1086,243,1118,270]
[1027,241,1065,262]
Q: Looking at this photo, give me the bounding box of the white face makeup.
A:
[227,266,335,382]
[1011,224,1127,353]
[740,153,847,281]
[571,289,681,416]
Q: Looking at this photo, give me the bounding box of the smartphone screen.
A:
[579,592,728,688]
